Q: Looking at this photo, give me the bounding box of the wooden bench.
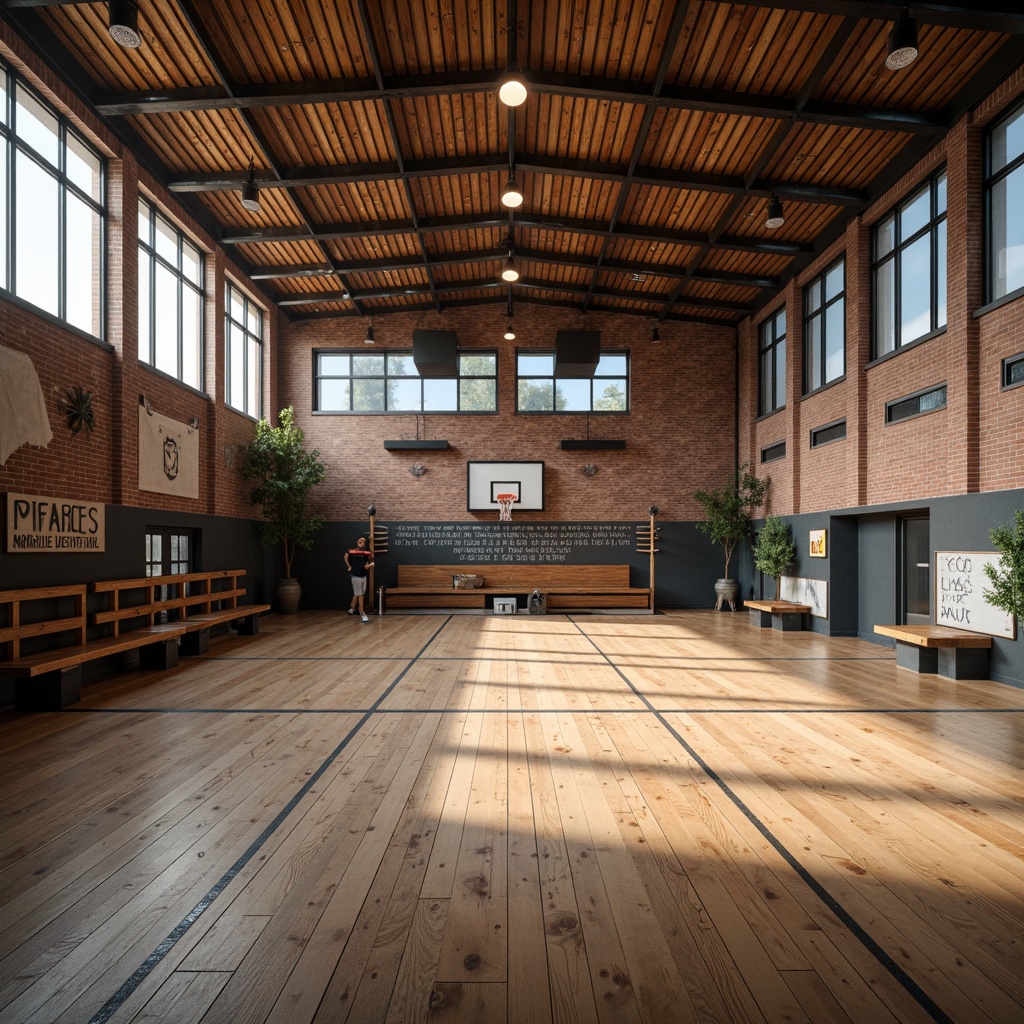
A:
[746,599,812,631]
[385,564,651,612]
[91,570,270,656]
[873,623,992,680]
[0,585,185,710]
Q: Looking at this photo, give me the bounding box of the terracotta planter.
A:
[275,577,301,614]
[714,578,740,611]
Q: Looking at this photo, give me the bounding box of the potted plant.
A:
[240,406,327,613]
[694,465,769,609]
[983,509,1024,626]
[753,515,796,600]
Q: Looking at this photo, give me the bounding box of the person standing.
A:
[344,536,375,622]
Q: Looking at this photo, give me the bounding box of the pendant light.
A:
[501,175,524,209]
[765,192,785,229]
[364,317,376,345]
[498,65,528,107]
[502,255,520,283]
[885,10,919,71]
[504,320,516,340]
[108,0,141,48]
[241,157,261,213]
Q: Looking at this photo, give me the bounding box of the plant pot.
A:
[714,578,740,611]
[275,577,301,614]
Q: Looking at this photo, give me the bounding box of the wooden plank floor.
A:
[1,610,1023,1024]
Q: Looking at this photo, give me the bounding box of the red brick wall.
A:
[280,307,737,522]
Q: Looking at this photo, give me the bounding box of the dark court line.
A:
[567,617,955,1024]
[86,616,452,1024]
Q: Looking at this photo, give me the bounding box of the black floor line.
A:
[86,616,452,1024]
[566,617,955,1024]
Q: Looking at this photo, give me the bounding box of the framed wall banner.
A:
[5,491,105,552]
[934,551,1015,639]
[809,528,827,557]
[467,461,544,512]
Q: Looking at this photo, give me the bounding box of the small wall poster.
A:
[5,491,105,552]
[809,529,827,557]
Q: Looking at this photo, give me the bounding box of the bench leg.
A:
[749,608,772,628]
[772,611,806,631]
[16,666,82,711]
[237,613,260,636]
[895,642,938,673]
[179,628,210,656]
[139,636,180,670]
[937,647,989,680]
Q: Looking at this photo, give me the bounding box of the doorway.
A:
[900,516,931,625]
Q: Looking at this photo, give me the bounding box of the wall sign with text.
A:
[4,492,106,553]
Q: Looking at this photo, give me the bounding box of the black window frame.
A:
[515,350,630,414]
[0,59,106,339]
[761,440,786,464]
[314,348,499,413]
[1002,351,1024,389]
[803,258,846,394]
[225,280,263,419]
[138,196,206,391]
[885,383,948,424]
[871,170,947,360]
[985,99,1024,305]
[810,419,847,448]
[758,306,787,417]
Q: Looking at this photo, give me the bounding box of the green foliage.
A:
[694,465,769,578]
[983,509,1024,621]
[753,516,796,597]
[240,407,327,578]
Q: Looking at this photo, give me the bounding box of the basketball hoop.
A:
[495,492,517,521]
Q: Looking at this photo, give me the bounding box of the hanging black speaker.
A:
[412,329,459,377]
[553,330,600,377]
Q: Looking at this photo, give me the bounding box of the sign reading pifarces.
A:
[4,492,105,553]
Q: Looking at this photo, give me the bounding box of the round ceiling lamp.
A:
[498,65,528,107]
[501,175,524,209]
[765,192,785,230]
[501,255,520,282]
[108,0,141,48]
[885,10,919,71]
[504,320,516,340]
[240,157,261,213]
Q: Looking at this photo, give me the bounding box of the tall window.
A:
[758,307,786,416]
[225,282,263,417]
[987,102,1024,302]
[145,528,192,577]
[0,61,105,336]
[804,259,845,393]
[316,351,497,412]
[872,171,947,358]
[516,352,628,412]
[138,198,204,390]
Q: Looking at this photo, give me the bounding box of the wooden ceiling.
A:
[4,1,1024,326]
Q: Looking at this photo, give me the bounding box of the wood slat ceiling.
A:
[3,0,1024,325]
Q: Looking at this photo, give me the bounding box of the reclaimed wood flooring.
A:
[1,610,1022,1024]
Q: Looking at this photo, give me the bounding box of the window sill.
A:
[865,327,946,370]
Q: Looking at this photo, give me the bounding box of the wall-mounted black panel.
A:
[559,439,626,450]
[553,330,600,377]
[383,440,450,450]
[412,329,459,377]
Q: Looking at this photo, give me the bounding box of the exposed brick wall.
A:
[979,303,1024,492]
[280,307,737,522]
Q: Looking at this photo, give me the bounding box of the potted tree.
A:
[753,515,796,600]
[983,509,1024,627]
[694,465,769,609]
[240,406,327,613]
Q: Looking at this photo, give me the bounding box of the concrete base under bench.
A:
[874,623,992,680]
[746,600,812,631]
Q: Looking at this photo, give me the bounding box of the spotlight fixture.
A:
[501,175,524,209]
[885,9,919,71]
[240,156,261,213]
[652,325,661,343]
[502,255,520,283]
[364,318,376,345]
[498,64,528,107]
[765,192,785,229]
[108,0,141,48]
[504,320,516,340]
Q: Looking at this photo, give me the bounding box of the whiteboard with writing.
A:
[934,551,1016,639]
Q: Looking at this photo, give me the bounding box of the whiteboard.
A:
[934,551,1016,639]
[780,575,828,618]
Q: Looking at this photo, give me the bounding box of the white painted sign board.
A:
[934,551,1015,639]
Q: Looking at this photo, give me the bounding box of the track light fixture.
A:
[501,175,524,209]
[504,319,516,340]
[364,317,376,345]
[240,156,261,213]
[498,64,528,107]
[765,192,785,229]
[885,9,919,71]
[108,0,141,48]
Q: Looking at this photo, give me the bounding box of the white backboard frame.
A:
[467,461,544,511]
